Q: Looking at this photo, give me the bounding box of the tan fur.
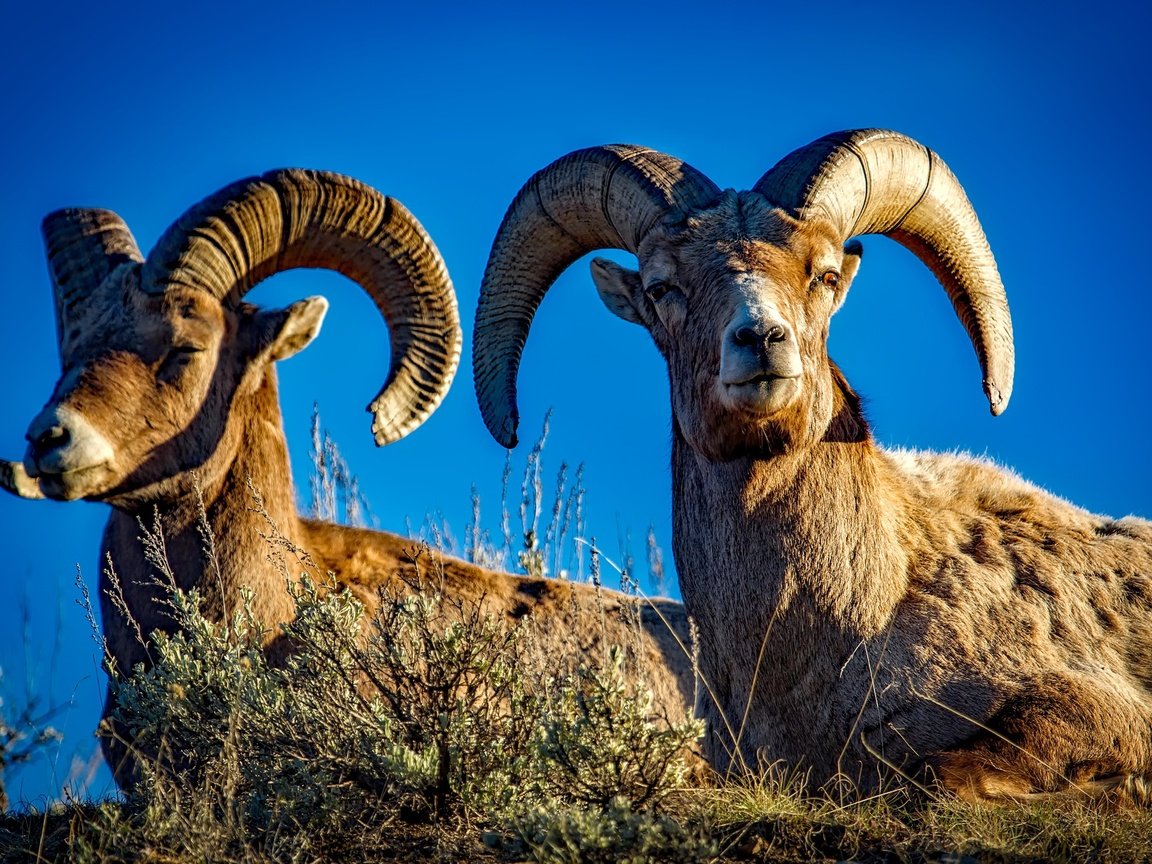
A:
[19,268,692,788]
[593,193,1152,801]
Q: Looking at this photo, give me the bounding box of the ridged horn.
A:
[139,169,460,445]
[0,461,45,500]
[754,129,1014,415]
[43,209,144,364]
[473,146,720,447]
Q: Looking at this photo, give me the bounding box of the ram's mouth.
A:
[729,373,785,387]
[722,373,800,414]
[723,368,800,390]
[25,463,115,502]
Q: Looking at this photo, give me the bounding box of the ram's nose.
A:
[26,423,70,468]
[25,406,67,475]
[720,314,801,385]
[727,317,792,352]
[23,404,113,476]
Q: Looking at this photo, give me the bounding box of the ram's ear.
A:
[252,296,329,361]
[590,258,645,325]
[833,240,863,314]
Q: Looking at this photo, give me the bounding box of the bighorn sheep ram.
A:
[1,169,691,786]
[473,130,1152,802]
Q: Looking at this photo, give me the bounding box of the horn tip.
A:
[498,415,519,449]
[368,404,409,448]
[984,380,1011,416]
[371,427,405,447]
[1,461,45,499]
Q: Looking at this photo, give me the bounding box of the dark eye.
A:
[819,270,840,290]
[160,345,203,376]
[645,280,677,302]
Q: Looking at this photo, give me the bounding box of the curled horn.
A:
[43,209,144,364]
[140,169,460,445]
[473,146,720,447]
[753,129,1014,415]
[3,211,145,499]
[0,461,45,500]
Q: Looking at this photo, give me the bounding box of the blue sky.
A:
[1,0,1149,803]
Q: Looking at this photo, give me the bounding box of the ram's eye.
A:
[645,280,676,302]
[160,345,203,374]
[819,270,840,290]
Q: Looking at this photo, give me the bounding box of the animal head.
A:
[473,130,1014,461]
[2,170,461,504]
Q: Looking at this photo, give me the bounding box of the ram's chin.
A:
[35,465,116,501]
[681,378,810,462]
[722,376,800,417]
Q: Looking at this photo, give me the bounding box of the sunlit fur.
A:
[594,191,1152,801]
[23,267,692,788]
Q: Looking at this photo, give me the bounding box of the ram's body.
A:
[90,343,687,712]
[473,131,1152,802]
[672,415,1152,795]
[2,170,692,786]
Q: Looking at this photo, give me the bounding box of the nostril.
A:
[34,425,70,452]
[733,326,761,347]
[733,324,788,347]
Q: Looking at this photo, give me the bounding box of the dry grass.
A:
[6,775,1152,863]
[672,773,1152,862]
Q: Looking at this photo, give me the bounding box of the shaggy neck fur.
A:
[99,370,303,675]
[671,370,912,773]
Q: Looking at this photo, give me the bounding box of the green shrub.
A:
[535,646,701,810]
[513,797,715,864]
[99,541,701,859]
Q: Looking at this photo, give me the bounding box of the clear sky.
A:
[1,0,1149,804]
